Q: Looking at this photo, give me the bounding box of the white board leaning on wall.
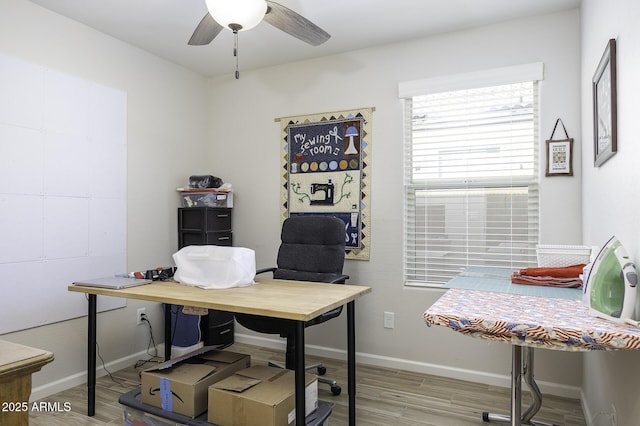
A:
[0,53,128,334]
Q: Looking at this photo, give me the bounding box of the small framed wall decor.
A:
[545,118,574,177]
[592,38,617,167]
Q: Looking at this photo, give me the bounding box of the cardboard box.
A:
[141,347,250,418]
[208,365,318,426]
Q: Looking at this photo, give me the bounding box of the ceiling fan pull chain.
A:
[233,28,240,79]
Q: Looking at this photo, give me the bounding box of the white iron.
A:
[585,236,638,323]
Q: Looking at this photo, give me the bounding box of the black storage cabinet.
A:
[178,207,235,348]
[178,207,233,247]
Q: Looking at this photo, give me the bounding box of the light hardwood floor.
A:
[29,342,586,426]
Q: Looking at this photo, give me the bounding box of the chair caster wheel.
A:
[317,366,327,376]
[331,385,341,396]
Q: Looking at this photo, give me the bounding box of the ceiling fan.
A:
[188,0,331,78]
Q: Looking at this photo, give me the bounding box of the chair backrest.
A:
[273,215,346,283]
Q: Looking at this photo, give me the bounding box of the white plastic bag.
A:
[172,245,256,289]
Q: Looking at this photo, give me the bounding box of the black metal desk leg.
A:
[164,304,172,361]
[294,320,305,426]
[347,301,356,426]
[87,294,97,416]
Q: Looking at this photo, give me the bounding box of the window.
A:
[401,66,541,287]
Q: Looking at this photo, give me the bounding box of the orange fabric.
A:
[518,264,586,278]
[510,263,586,288]
[511,273,583,288]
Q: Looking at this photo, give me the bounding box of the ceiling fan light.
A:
[205,0,267,31]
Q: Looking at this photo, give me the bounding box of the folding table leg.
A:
[482,347,556,426]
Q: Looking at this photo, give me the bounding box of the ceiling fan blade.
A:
[188,12,224,46]
[264,1,330,46]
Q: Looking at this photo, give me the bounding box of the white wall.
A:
[0,0,590,414]
[207,9,585,396]
[580,1,640,425]
[0,0,209,398]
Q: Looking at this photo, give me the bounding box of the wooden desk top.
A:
[69,278,371,322]
[0,340,54,378]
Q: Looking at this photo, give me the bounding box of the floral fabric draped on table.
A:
[424,288,640,351]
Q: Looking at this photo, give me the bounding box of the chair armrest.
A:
[328,274,350,284]
[256,267,277,276]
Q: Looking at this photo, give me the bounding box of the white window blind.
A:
[403,80,539,287]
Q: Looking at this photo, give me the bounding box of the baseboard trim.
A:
[30,348,155,402]
[31,335,582,403]
[234,333,582,400]
[579,389,598,426]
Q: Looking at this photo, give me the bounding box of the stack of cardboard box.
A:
[137,346,318,425]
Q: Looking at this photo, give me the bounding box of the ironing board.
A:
[423,267,640,426]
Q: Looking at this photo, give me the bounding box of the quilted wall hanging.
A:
[277,107,373,260]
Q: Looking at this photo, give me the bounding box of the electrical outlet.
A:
[611,403,618,426]
[384,311,395,329]
[136,307,146,325]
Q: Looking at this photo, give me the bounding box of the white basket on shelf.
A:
[536,245,592,267]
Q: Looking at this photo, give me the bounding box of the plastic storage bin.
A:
[120,387,332,426]
[536,245,592,267]
[123,405,182,426]
[177,189,233,208]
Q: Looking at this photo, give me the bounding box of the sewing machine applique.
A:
[310,180,335,205]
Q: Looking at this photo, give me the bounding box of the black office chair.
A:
[235,215,349,395]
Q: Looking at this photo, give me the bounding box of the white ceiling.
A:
[29,0,581,77]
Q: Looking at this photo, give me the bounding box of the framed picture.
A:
[545,139,573,176]
[592,38,617,167]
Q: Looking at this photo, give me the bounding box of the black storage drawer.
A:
[178,207,232,249]
[178,207,232,232]
[179,231,232,248]
[200,311,235,348]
